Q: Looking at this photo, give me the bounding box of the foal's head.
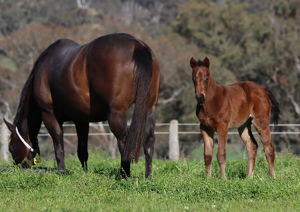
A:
[190,57,210,105]
[3,118,34,167]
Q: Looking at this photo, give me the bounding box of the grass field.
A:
[0,153,299,212]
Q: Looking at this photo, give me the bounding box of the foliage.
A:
[174,0,300,122]
[0,153,299,211]
[0,0,92,35]
[174,0,300,149]
[0,0,299,155]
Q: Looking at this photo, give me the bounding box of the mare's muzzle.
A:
[196,94,205,105]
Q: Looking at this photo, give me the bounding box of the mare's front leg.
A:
[42,111,65,170]
[200,124,214,177]
[28,111,42,157]
[143,109,156,179]
[75,122,89,170]
[107,109,129,179]
[217,124,228,179]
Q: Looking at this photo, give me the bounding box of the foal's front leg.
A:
[217,125,228,178]
[200,124,214,177]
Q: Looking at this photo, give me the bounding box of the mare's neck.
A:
[13,103,30,139]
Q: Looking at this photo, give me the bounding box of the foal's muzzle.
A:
[196,94,205,105]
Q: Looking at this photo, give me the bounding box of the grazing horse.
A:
[190,57,279,178]
[3,33,161,178]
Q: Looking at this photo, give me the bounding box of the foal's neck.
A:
[207,75,218,99]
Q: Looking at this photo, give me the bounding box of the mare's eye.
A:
[205,77,209,81]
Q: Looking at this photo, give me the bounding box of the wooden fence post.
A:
[169,119,179,161]
[109,136,117,159]
[1,122,9,161]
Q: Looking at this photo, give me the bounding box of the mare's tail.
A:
[123,44,153,163]
[266,89,280,125]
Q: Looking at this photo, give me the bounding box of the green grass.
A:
[0,153,299,211]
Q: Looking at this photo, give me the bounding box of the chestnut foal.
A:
[190,57,279,178]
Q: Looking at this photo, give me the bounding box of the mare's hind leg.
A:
[252,118,275,178]
[143,109,156,179]
[75,122,89,170]
[107,109,129,178]
[42,111,65,170]
[238,119,258,177]
[200,124,215,177]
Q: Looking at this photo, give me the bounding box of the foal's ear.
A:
[190,57,198,68]
[203,57,210,68]
[3,118,14,132]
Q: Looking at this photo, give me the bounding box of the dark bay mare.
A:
[190,57,280,178]
[3,33,161,178]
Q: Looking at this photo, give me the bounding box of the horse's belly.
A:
[88,101,109,122]
[52,93,109,122]
[228,110,250,128]
[56,105,109,122]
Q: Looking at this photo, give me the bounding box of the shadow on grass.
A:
[32,166,74,175]
[94,167,121,180]
[0,165,11,172]
[0,165,73,175]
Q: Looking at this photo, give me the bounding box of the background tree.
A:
[0,0,299,156]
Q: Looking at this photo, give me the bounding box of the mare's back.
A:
[34,39,80,75]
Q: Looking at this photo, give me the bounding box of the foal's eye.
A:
[205,77,209,81]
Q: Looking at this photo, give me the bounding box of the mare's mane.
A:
[13,39,78,127]
[13,71,34,127]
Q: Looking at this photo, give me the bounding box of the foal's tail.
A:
[123,44,153,163]
[266,89,280,125]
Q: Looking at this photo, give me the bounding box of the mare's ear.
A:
[203,57,210,68]
[3,118,14,132]
[190,57,198,68]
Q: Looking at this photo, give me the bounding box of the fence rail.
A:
[35,122,300,136]
[1,121,300,161]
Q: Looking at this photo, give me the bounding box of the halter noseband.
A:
[15,127,35,153]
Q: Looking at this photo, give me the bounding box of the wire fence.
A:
[34,123,300,137]
[1,121,300,161]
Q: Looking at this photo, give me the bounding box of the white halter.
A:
[15,127,34,153]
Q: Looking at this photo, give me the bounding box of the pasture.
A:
[0,153,299,211]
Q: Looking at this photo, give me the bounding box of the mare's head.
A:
[3,118,34,167]
[190,57,211,105]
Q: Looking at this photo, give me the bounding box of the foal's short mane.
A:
[197,60,205,67]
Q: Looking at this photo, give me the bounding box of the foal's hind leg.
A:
[238,119,258,177]
[252,118,275,178]
[75,122,89,170]
[143,109,156,179]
